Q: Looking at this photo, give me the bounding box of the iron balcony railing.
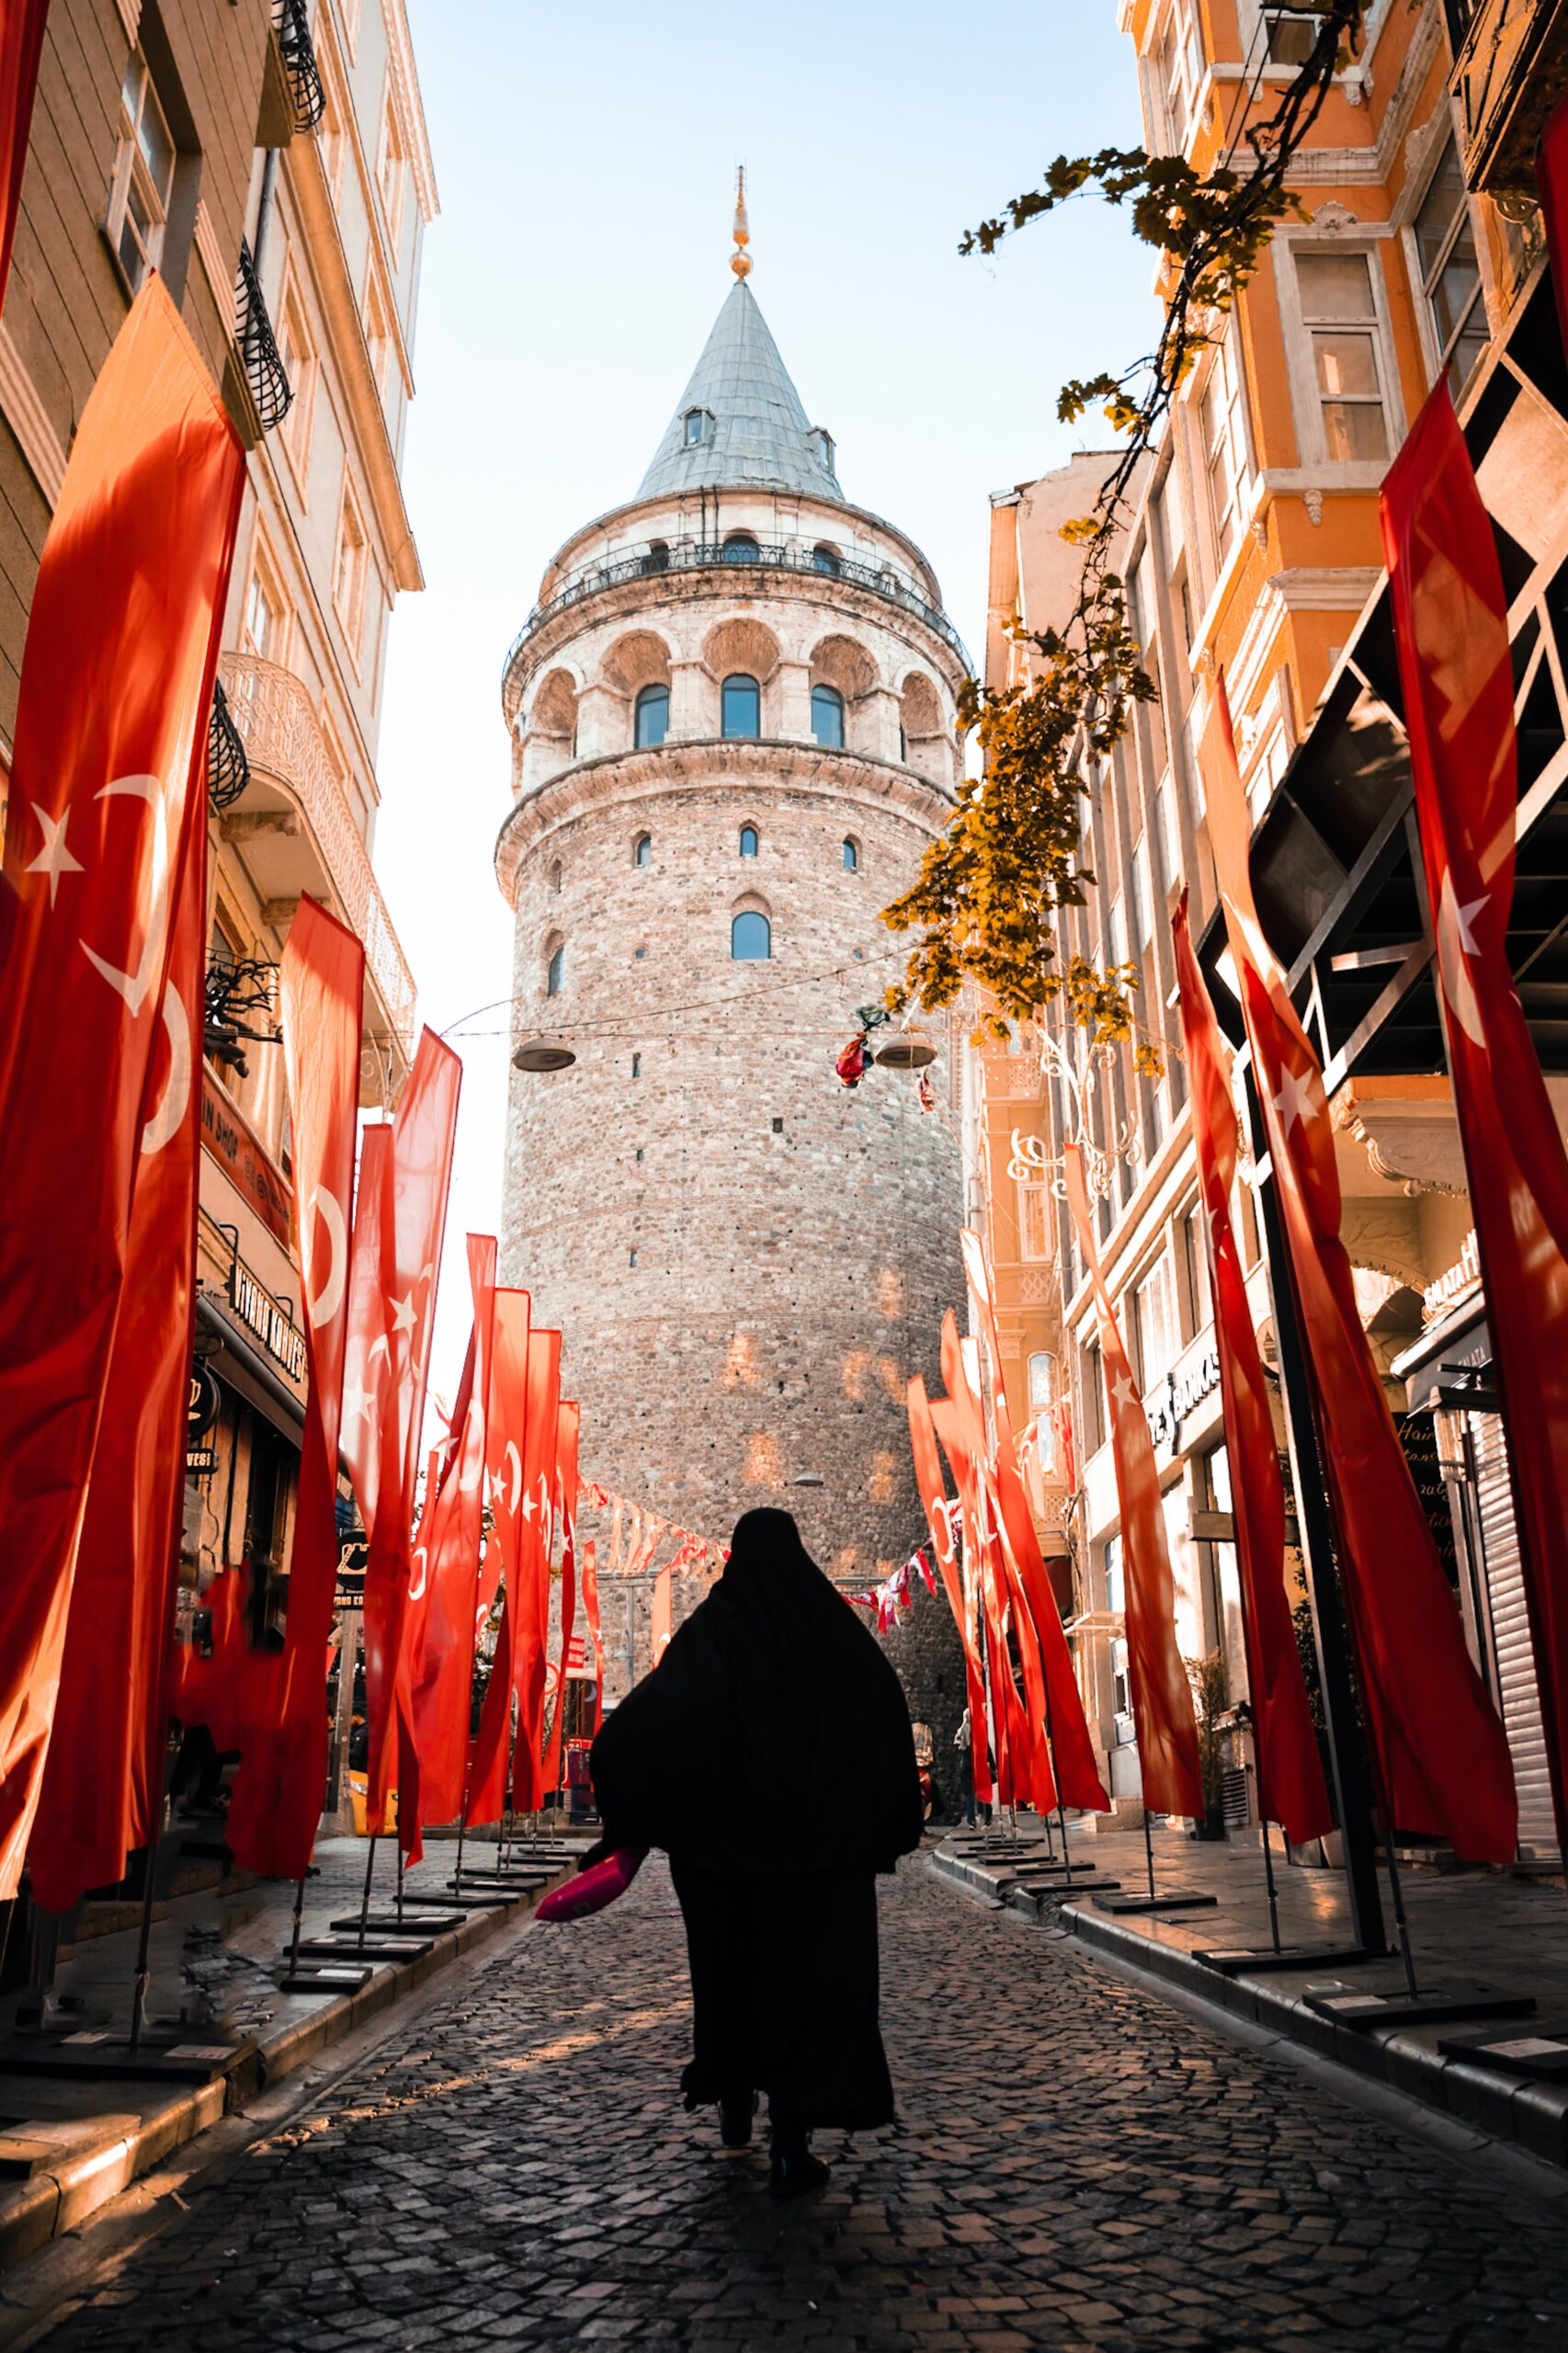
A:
[502,536,972,706]
[207,677,249,813]
[274,0,326,134]
[236,237,294,433]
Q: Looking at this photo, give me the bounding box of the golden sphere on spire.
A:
[731,165,752,280]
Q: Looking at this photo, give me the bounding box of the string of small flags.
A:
[846,1546,938,1632]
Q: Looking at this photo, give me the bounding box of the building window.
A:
[842,836,859,872]
[739,824,758,857]
[634,685,669,748]
[1151,4,1202,154]
[633,833,652,868]
[812,428,835,472]
[545,944,563,996]
[333,480,370,659]
[1028,1351,1058,1413]
[1135,1253,1178,1390]
[364,274,396,404]
[1017,1180,1051,1263]
[1081,1338,1104,1454]
[771,1116,784,1133]
[1184,1204,1211,1329]
[1131,835,1154,947]
[550,861,562,893]
[812,543,840,574]
[108,51,176,293]
[277,275,318,482]
[1413,133,1487,397]
[1294,250,1390,462]
[631,1052,642,1077]
[377,88,405,251]
[641,540,670,574]
[683,408,708,447]
[629,1248,638,1268]
[1105,1533,1126,1616]
[812,684,845,748]
[722,532,759,563]
[1199,335,1248,564]
[732,910,771,960]
[243,549,286,662]
[722,674,760,738]
[1261,5,1325,63]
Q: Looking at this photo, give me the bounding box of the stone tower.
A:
[494,219,968,1715]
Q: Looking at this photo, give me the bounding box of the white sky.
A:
[373,0,1157,1405]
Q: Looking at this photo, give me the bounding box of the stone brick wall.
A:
[499,538,969,1714]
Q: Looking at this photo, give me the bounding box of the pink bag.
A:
[535,1845,647,1923]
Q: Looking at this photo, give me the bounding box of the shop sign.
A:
[565,1632,593,1679]
[335,1532,367,1610]
[1146,1345,1221,1455]
[227,1256,307,1383]
[187,1444,219,1476]
[188,1362,221,1440]
[201,1071,292,1248]
[1422,1229,1482,1324]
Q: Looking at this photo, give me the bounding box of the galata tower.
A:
[494,198,968,1699]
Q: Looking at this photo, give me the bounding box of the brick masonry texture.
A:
[37,1855,1568,2350]
[496,547,970,1694]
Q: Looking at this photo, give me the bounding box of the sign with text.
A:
[227,1256,307,1384]
[201,1070,292,1247]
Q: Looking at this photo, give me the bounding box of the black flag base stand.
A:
[1301,1981,1537,2031]
[1092,1810,1218,1915]
[1436,2023,1568,2082]
[1196,1941,1369,1975]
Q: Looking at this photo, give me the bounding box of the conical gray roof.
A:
[637,280,844,503]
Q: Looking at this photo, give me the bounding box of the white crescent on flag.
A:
[140,978,191,1157]
[80,775,172,1017]
[306,1184,349,1329]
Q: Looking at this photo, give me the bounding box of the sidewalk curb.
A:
[0,1855,578,2276]
[930,1844,1568,2173]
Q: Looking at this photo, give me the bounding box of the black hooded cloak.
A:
[589,1508,923,2130]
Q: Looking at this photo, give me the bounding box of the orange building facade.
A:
[966,0,1563,1856]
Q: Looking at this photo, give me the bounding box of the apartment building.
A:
[970,0,1562,1856]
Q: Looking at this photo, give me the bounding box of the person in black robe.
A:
[587,1506,924,2200]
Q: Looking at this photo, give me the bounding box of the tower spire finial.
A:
[731,165,751,281]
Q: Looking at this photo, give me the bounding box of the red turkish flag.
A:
[362,1030,460,1850]
[411,1235,498,1827]
[29,786,206,1912]
[508,1330,562,1813]
[906,1375,992,1802]
[1201,679,1517,1859]
[219,898,365,1879]
[540,1400,580,1799]
[0,279,244,1895]
[581,1538,604,1733]
[1064,1145,1203,1818]
[468,1290,531,1825]
[341,1124,394,1538]
[1382,383,1568,1855]
[1172,895,1333,1847]
[0,1,48,314]
[959,1229,1109,1812]
[929,1393,1025,1805]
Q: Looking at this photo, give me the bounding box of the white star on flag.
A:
[1111,1369,1138,1415]
[24,806,85,906]
[1449,891,1487,957]
[1270,1064,1317,1134]
[341,1379,375,1427]
[390,1290,418,1338]
[520,1490,536,1520]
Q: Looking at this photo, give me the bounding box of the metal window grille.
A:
[236,237,294,433]
[207,678,250,812]
[205,953,280,1079]
[273,0,326,134]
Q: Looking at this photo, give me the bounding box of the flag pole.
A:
[126,1815,163,2058]
[287,1873,307,1976]
[356,1832,378,1948]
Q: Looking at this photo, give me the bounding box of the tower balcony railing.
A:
[220,654,416,1051]
[502,536,972,707]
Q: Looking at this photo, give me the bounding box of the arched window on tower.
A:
[731,910,771,961]
[812,685,845,749]
[722,532,759,563]
[633,833,653,868]
[634,685,669,748]
[640,540,670,575]
[722,674,760,739]
[546,943,564,996]
[550,860,562,893]
[812,543,841,575]
[842,836,859,872]
[739,824,758,858]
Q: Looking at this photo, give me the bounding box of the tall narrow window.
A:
[842,836,858,872]
[1295,251,1389,461]
[1017,1181,1051,1263]
[633,833,652,868]
[1028,1350,1057,1412]
[277,276,318,479]
[683,409,708,447]
[1200,336,1248,563]
[546,944,564,997]
[631,1052,642,1077]
[1414,134,1487,396]
[812,543,841,574]
[377,89,406,250]
[731,911,771,961]
[108,51,176,293]
[722,674,760,738]
[550,861,562,893]
[333,480,369,658]
[722,532,759,563]
[634,685,668,748]
[739,824,759,858]
[811,684,845,748]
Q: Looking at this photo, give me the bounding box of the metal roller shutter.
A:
[1470,1411,1559,1863]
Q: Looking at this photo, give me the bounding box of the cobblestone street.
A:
[14,1856,1565,2352]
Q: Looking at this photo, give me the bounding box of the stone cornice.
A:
[506,563,971,727]
[494,739,954,907]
